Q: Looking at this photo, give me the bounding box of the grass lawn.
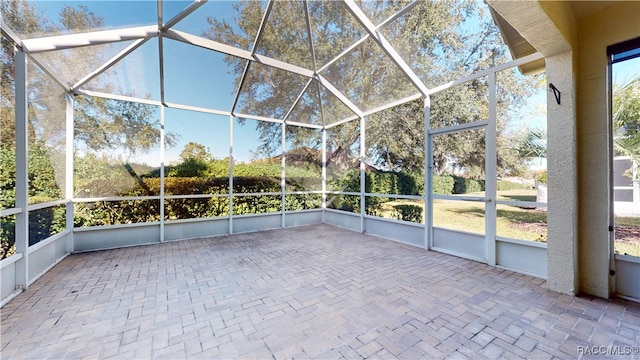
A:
[372,189,640,256]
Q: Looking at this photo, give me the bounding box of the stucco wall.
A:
[576,2,640,298]
[539,1,577,50]
[546,51,578,295]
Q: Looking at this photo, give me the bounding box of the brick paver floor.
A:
[1,224,639,359]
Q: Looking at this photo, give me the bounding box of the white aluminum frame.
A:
[0,0,562,305]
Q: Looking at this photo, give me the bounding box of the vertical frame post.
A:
[634,161,639,212]
[159,105,165,242]
[321,128,327,223]
[229,115,234,234]
[281,123,286,228]
[65,93,74,252]
[424,97,432,250]
[14,51,29,290]
[485,72,497,266]
[360,116,365,233]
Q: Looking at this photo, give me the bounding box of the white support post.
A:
[159,105,165,242]
[633,160,639,211]
[321,128,327,222]
[229,115,234,234]
[360,116,366,233]
[424,97,432,250]
[14,51,29,290]
[281,123,286,228]
[485,72,497,266]
[65,93,74,253]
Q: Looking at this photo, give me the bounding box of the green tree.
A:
[180,142,213,162]
[613,75,640,176]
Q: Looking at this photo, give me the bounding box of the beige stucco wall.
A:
[546,50,578,295]
[489,0,640,299]
[576,2,640,298]
[538,1,577,51]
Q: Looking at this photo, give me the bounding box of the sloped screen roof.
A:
[1,0,519,129]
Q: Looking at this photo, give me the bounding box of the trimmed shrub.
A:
[394,204,423,223]
[453,176,485,194]
[433,175,454,195]
[365,171,422,196]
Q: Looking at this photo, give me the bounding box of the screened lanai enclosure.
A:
[3,0,603,307]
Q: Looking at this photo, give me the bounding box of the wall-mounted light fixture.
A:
[549,83,561,105]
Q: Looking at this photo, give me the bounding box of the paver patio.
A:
[1,224,639,359]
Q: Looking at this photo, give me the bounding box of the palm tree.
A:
[612,75,640,179]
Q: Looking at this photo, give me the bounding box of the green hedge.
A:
[394,204,423,223]
[365,171,422,196]
[433,175,454,195]
[453,176,485,194]
[497,180,531,191]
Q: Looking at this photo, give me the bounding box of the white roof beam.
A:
[75,89,162,106]
[316,74,363,118]
[250,0,274,55]
[158,0,165,105]
[22,26,158,53]
[230,1,274,116]
[286,121,323,130]
[325,92,425,129]
[324,116,359,130]
[283,78,314,123]
[232,113,284,124]
[378,1,420,28]
[1,17,22,49]
[303,0,318,72]
[165,29,252,61]
[317,36,368,74]
[27,54,70,92]
[253,54,315,78]
[315,80,327,127]
[71,38,149,91]
[343,0,430,97]
[428,52,544,95]
[164,29,314,78]
[163,101,231,117]
[317,1,418,75]
[163,0,207,30]
[362,92,423,117]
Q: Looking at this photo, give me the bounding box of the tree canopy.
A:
[203,0,543,179]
